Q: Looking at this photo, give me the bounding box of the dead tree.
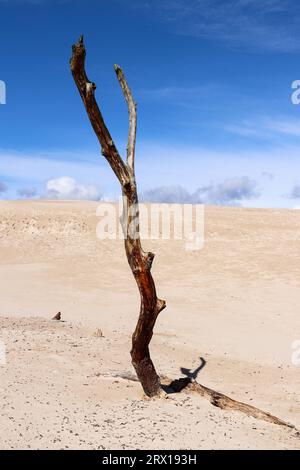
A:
[70,36,166,397]
[69,37,298,431]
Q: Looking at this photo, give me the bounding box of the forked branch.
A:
[71,36,166,397]
[114,64,137,172]
[70,35,129,187]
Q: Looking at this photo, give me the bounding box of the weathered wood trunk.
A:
[70,36,165,397]
[122,192,166,397]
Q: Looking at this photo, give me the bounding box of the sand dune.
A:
[0,200,300,449]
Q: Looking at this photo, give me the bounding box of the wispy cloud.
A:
[263,118,300,137]
[136,82,239,110]
[224,116,300,140]
[132,0,300,52]
[138,85,213,103]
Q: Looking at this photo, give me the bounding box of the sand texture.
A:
[0,200,300,449]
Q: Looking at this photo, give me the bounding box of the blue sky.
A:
[1,0,300,207]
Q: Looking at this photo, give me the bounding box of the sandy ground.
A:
[0,200,300,449]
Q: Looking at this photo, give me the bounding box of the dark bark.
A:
[70,35,166,397]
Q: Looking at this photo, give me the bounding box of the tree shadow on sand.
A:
[160,357,295,431]
[113,357,296,430]
[161,357,206,394]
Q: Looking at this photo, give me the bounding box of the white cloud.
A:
[44,176,101,200]
[141,177,259,206]
[141,185,195,204]
[196,176,259,205]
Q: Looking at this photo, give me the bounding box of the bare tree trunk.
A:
[70,36,166,397]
